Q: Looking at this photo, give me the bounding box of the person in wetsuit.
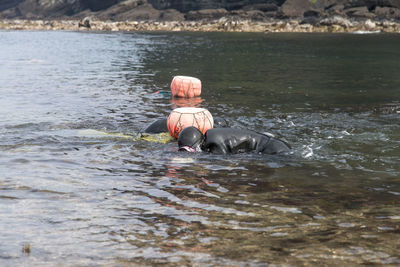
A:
[178,126,290,155]
[143,118,169,134]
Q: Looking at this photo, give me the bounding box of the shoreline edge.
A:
[1,17,399,33]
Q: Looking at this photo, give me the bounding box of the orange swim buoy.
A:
[170,76,201,98]
[167,107,213,138]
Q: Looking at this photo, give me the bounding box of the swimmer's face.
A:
[178,145,201,152]
[179,146,195,152]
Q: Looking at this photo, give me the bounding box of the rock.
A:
[149,0,286,13]
[149,0,220,13]
[364,18,376,30]
[80,0,123,12]
[159,9,184,21]
[17,0,83,19]
[230,10,249,19]
[97,2,161,21]
[345,6,376,19]
[0,7,21,19]
[246,10,266,21]
[326,4,346,16]
[1,0,400,27]
[304,10,321,18]
[186,8,229,20]
[243,3,279,12]
[348,0,400,9]
[374,6,400,20]
[281,0,313,18]
[0,17,400,32]
[264,11,279,18]
[78,16,91,28]
[301,14,320,25]
[320,16,351,28]
[0,0,22,18]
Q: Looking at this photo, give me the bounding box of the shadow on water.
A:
[0,31,399,265]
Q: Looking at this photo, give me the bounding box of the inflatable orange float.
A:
[170,76,201,98]
[167,107,213,138]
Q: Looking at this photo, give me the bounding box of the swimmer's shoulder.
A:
[143,118,168,134]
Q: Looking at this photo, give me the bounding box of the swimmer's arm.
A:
[203,141,227,154]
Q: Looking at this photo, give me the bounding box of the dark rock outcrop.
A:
[375,6,400,19]
[0,0,24,12]
[186,8,229,20]
[94,2,162,21]
[280,0,313,18]
[148,0,284,13]
[1,0,400,22]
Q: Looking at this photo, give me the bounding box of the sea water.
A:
[0,30,399,265]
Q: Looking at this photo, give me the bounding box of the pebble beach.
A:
[1,17,400,33]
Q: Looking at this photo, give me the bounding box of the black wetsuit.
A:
[201,128,290,155]
[143,118,168,134]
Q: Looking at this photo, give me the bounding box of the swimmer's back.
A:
[203,128,290,155]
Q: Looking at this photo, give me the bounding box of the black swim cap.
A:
[178,126,204,151]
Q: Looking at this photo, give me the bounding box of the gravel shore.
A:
[1,17,399,33]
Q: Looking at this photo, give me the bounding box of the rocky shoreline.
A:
[1,17,400,33]
[1,0,400,33]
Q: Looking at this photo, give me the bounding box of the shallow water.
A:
[0,30,399,266]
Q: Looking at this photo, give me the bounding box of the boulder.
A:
[0,7,22,19]
[149,0,221,13]
[344,0,400,9]
[186,8,229,20]
[159,9,185,21]
[149,0,286,13]
[280,0,313,18]
[95,1,161,21]
[0,0,24,12]
[2,0,400,22]
[243,3,279,12]
[320,15,351,27]
[363,18,376,30]
[80,0,123,12]
[301,16,320,25]
[301,10,322,25]
[374,6,400,19]
[304,10,321,17]
[345,6,376,18]
[246,10,266,21]
[326,4,346,16]
[112,3,162,21]
[17,0,83,18]
[230,10,249,19]
[78,16,91,28]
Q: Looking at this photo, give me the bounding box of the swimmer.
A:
[177,126,290,155]
[143,118,169,134]
[143,117,229,134]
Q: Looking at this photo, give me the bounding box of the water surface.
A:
[0,30,399,265]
